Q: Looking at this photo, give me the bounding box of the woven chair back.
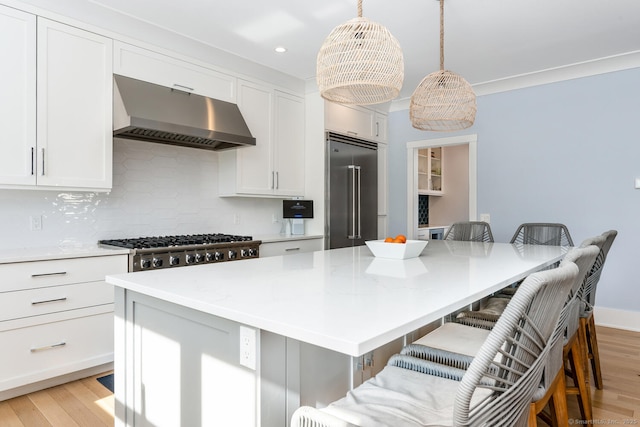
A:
[510,223,574,246]
[444,221,494,243]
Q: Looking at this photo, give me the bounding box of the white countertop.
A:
[0,245,130,264]
[106,240,568,357]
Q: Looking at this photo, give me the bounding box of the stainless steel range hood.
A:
[113,75,255,151]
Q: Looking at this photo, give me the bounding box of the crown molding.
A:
[390,50,640,112]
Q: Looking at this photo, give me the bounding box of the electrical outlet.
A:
[30,215,42,231]
[239,326,257,370]
[233,213,240,225]
[480,213,490,224]
[272,214,279,223]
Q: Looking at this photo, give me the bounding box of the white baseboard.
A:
[593,306,640,332]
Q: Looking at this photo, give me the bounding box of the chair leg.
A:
[565,336,593,421]
[550,369,569,427]
[586,314,604,390]
[529,368,569,427]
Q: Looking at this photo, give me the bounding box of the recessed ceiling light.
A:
[275,46,287,53]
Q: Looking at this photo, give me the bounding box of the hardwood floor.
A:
[0,326,638,426]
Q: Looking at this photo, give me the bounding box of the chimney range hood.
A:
[113,75,255,151]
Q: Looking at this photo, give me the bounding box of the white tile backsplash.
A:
[0,139,284,250]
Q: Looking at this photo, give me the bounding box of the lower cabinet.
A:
[0,253,127,399]
[259,237,323,257]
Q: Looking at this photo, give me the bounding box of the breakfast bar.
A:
[107,240,568,427]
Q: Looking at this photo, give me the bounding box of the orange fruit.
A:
[384,237,394,243]
[395,234,407,243]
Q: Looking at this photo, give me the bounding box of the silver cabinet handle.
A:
[31,271,67,278]
[31,147,35,175]
[41,148,45,175]
[376,122,380,137]
[271,171,275,189]
[347,131,358,136]
[31,297,67,305]
[355,165,361,239]
[285,247,300,252]
[172,83,194,92]
[275,171,279,189]
[30,342,66,352]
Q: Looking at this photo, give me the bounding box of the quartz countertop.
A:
[0,245,131,264]
[106,240,568,356]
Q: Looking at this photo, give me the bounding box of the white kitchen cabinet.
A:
[373,112,388,143]
[218,80,305,197]
[0,254,127,399]
[0,13,113,191]
[418,147,444,195]
[0,6,36,186]
[325,102,388,143]
[259,237,323,257]
[113,41,236,102]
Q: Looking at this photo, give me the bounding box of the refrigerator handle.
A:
[348,165,362,239]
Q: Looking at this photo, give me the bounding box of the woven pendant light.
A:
[316,0,404,105]
[410,0,476,131]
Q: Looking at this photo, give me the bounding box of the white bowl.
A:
[365,239,428,260]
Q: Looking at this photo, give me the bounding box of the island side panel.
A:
[115,290,262,427]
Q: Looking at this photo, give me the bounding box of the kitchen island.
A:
[107,240,568,427]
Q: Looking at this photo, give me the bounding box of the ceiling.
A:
[43,0,640,100]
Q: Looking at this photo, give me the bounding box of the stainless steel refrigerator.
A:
[325,132,378,249]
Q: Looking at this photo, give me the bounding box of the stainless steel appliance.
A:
[113,75,256,151]
[99,234,260,272]
[325,132,378,249]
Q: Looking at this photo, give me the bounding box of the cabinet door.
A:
[325,102,373,139]
[36,19,113,190]
[273,91,305,196]
[230,80,274,195]
[373,112,388,143]
[113,41,236,102]
[0,6,36,186]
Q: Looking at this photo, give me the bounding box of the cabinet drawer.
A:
[260,239,323,257]
[0,281,113,322]
[114,41,236,102]
[0,310,114,392]
[0,255,127,292]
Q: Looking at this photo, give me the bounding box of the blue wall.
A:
[388,67,640,312]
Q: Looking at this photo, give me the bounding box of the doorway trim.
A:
[406,134,478,239]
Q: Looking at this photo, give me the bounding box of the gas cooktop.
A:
[99,233,254,249]
[99,234,260,271]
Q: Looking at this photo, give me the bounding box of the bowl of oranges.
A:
[365,235,428,259]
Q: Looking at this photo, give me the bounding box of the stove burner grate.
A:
[99,233,254,249]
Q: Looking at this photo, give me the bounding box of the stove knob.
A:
[228,250,237,260]
[185,254,195,264]
[205,252,214,262]
[195,253,204,263]
[248,248,257,257]
[141,259,152,269]
[153,257,163,268]
[214,251,225,261]
[169,256,180,266]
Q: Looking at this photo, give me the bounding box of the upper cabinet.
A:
[0,7,113,191]
[218,80,305,198]
[418,147,444,196]
[324,102,387,143]
[0,6,36,187]
[113,41,236,102]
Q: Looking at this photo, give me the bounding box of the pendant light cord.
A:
[358,0,363,17]
[440,0,445,71]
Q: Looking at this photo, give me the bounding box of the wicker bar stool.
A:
[395,245,599,426]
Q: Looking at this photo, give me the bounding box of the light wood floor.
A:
[0,326,638,426]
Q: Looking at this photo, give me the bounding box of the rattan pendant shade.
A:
[316,0,404,105]
[410,0,476,131]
